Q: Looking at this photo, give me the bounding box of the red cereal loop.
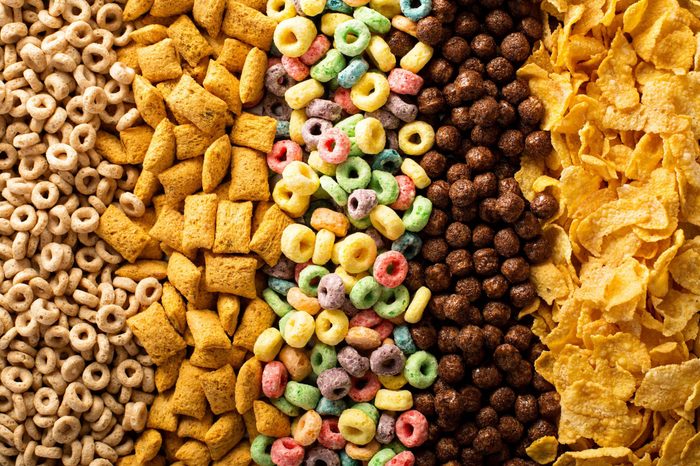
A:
[373,320,394,340]
[271,437,305,466]
[317,418,347,450]
[268,140,303,174]
[262,361,288,399]
[333,87,361,114]
[349,372,381,402]
[282,55,310,81]
[294,261,313,282]
[350,309,383,328]
[388,68,425,95]
[396,410,429,448]
[386,451,416,466]
[318,127,351,164]
[389,175,416,211]
[300,35,331,66]
[373,251,409,288]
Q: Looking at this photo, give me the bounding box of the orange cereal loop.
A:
[310,207,350,237]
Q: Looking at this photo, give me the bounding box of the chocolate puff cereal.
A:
[411,0,562,464]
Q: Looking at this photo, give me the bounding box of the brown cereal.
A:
[191,346,234,369]
[128,302,187,364]
[232,298,276,351]
[240,47,268,105]
[175,440,210,466]
[203,253,258,297]
[253,400,292,437]
[121,125,155,164]
[143,119,176,174]
[200,364,238,414]
[217,38,253,74]
[194,0,227,36]
[138,39,184,83]
[172,361,209,419]
[166,75,228,135]
[178,411,214,441]
[204,61,243,115]
[151,0,195,17]
[167,252,202,302]
[116,260,169,281]
[175,124,222,160]
[213,201,253,254]
[124,0,155,20]
[230,113,277,153]
[218,294,242,335]
[187,309,232,350]
[221,0,276,51]
[237,0,266,10]
[148,391,180,432]
[131,24,170,44]
[97,205,150,262]
[212,440,251,466]
[149,209,191,256]
[183,193,219,250]
[235,357,262,414]
[135,429,163,464]
[168,15,214,67]
[229,346,249,369]
[249,204,295,266]
[228,146,271,201]
[96,131,130,165]
[205,412,246,459]
[203,135,233,193]
[159,157,205,204]
[156,350,186,392]
[134,74,168,128]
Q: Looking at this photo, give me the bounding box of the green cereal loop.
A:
[334,19,371,57]
[352,402,379,424]
[278,311,293,333]
[285,381,321,410]
[353,6,391,34]
[403,351,438,389]
[348,215,372,229]
[402,195,433,232]
[311,342,338,375]
[349,276,382,309]
[373,285,409,318]
[348,138,363,157]
[263,288,293,317]
[386,440,407,454]
[369,448,396,466]
[271,396,302,417]
[298,265,329,296]
[311,49,347,83]
[320,176,349,206]
[337,157,372,192]
[250,435,275,466]
[335,114,364,137]
[369,170,400,205]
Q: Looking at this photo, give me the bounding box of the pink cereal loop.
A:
[350,309,382,328]
[300,35,331,66]
[388,68,424,95]
[373,251,409,288]
[317,127,350,164]
[262,361,288,399]
[389,175,416,211]
[386,451,416,466]
[396,410,429,448]
[281,55,310,82]
[271,437,305,466]
[333,87,360,115]
[348,372,380,402]
[268,140,303,174]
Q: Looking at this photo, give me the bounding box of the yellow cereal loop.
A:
[400,42,433,73]
[273,179,311,217]
[344,0,369,6]
[299,0,326,16]
[312,229,335,265]
[274,17,318,57]
[400,158,431,189]
[398,121,434,155]
[355,117,386,155]
[335,266,367,293]
[281,223,316,263]
[283,310,316,348]
[338,408,376,445]
[286,79,326,109]
[374,389,413,411]
[308,150,337,176]
[267,0,296,22]
[369,205,405,241]
[283,161,320,195]
[404,286,431,323]
[253,328,284,362]
[290,109,308,144]
[287,287,322,315]
[350,72,390,112]
[369,0,401,18]
[366,36,396,73]
[315,309,349,346]
[378,373,407,390]
[335,233,377,274]
[320,13,353,36]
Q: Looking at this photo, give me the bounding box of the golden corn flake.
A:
[526,436,559,464]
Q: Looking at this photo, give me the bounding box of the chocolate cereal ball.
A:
[530,192,558,219]
[418,87,447,115]
[417,16,446,46]
[485,9,514,37]
[442,36,471,63]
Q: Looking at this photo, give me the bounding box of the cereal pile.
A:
[516,0,700,463]
[404,0,566,465]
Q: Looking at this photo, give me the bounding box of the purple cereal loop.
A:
[376,413,396,444]
[265,63,297,97]
[263,256,296,279]
[337,346,369,378]
[318,273,346,310]
[341,299,360,318]
[263,94,292,121]
[305,446,340,466]
[364,228,385,251]
[366,109,400,130]
[347,189,377,220]
[316,367,351,400]
[369,344,406,376]
[302,117,333,150]
[385,93,418,123]
[306,99,343,122]
[386,130,399,150]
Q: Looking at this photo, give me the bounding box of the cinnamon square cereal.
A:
[213,201,252,254]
